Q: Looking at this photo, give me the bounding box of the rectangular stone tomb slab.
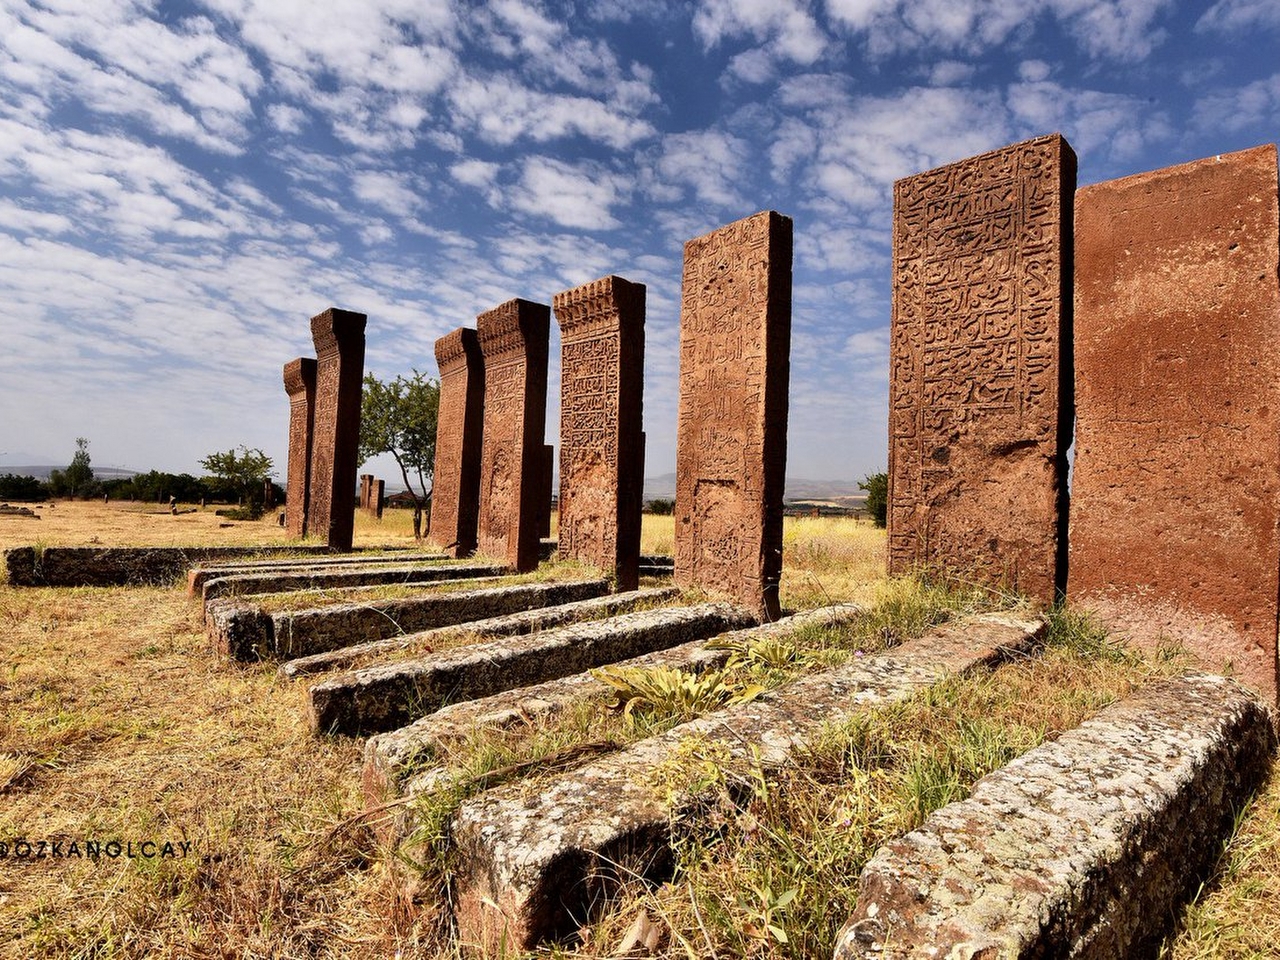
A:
[675,211,792,621]
[431,327,486,558]
[475,299,550,572]
[3,545,335,588]
[888,134,1075,605]
[280,586,681,679]
[187,551,445,596]
[204,573,550,661]
[364,604,867,834]
[272,578,611,660]
[200,561,503,603]
[1069,144,1280,703]
[307,602,757,736]
[554,275,646,591]
[449,612,1043,954]
[834,672,1276,959]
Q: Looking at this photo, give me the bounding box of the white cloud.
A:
[929,60,977,85]
[1191,74,1280,135]
[694,0,828,64]
[652,129,751,209]
[509,157,629,230]
[1197,0,1280,32]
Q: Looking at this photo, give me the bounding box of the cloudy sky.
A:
[0,0,1277,486]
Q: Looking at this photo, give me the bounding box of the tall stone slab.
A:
[888,134,1075,605]
[307,308,367,553]
[553,276,645,591]
[359,474,374,513]
[283,357,317,538]
[1071,144,1280,702]
[430,328,485,558]
[372,479,384,519]
[674,211,791,621]
[475,300,550,572]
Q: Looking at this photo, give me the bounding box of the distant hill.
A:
[0,465,137,482]
[642,473,867,503]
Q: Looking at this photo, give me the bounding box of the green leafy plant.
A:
[592,665,767,728]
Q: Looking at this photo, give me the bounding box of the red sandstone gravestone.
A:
[283,357,317,538]
[1071,144,1280,702]
[887,134,1075,606]
[475,300,550,572]
[538,444,554,541]
[307,308,367,553]
[674,211,791,621]
[554,276,645,591]
[430,327,486,558]
[371,479,384,519]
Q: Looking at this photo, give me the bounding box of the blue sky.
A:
[0,0,1277,486]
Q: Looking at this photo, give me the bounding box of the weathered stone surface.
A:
[431,327,485,557]
[554,276,645,592]
[271,578,610,659]
[187,551,441,596]
[280,585,680,678]
[674,211,792,621]
[476,300,550,572]
[372,479,384,518]
[834,673,1276,959]
[201,561,503,604]
[359,474,373,513]
[4,545,333,588]
[538,444,553,540]
[307,308,367,552]
[283,357,317,538]
[450,612,1042,954]
[205,598,275,660]
[888,134,1075,605]
[309,602,756,736]
[1070,144,1280,702]
[365,604,866,816]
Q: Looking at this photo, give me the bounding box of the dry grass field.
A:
[0,500,1275,958]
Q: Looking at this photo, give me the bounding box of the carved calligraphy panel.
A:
[888,135,1074,605]
[674,211,792,620]
[554,276,645,590]
[475,299,550,572]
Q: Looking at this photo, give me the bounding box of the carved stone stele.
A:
[283,357,317,538]
[307,308,366,552]
[554,275,645,591]
[430,327,486,557]
[888,134,1075,606]
[475,300,550,572]
[674,211,792,620]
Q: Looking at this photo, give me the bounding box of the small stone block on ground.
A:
[833,672,1276,959]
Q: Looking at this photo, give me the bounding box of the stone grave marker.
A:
[307,308,366,552]
[283,357,317,538]
[888,134,1075,605]
[1070,144,1280,701]
[430,327,486,557]
[674,211,791,620]
[475,300,549,573]
[554,276,645,590]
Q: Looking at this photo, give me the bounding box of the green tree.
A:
[359,370,439,539]
[66,437,95,497]
[199,446,274,508]
[860,471,888,528]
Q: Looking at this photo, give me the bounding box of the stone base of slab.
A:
[834,672,1276,959]
[4,544,344,587]
[186,552,445,596]
[201,562,504,602]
